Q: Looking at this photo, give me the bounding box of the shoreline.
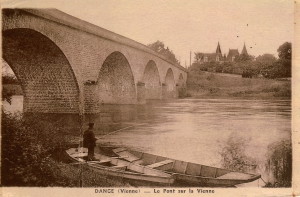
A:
[183,95,291,101]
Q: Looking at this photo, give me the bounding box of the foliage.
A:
[2,75,19,84]
[148,40,180,64]
[1,112,78,186]
[194,52,204,63]
[219,133,257,172]
[2,75,20,103]
[262,59,291,79]
[2,87,13,104]
[1,111,130,187]
[192,42,291,79]
[235,54,254,62]
[256,54,277,63]
[277,42,291,60]
[191,56,290,79]
[265,140,292,187]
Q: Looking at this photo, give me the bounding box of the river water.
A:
[3,96,291,186]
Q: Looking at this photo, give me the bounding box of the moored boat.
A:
[66,147,174,186]
[110,147,261,187]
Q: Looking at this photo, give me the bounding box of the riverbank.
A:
[186,71,291,100]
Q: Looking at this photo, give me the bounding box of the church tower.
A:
[241,42,248,56]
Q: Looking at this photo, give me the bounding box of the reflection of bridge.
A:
[2,9,187,113]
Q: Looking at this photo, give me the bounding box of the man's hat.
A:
[88,123,94,128]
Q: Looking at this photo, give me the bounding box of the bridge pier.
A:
[162,83,176,99]
[175,84,179,98]
[136,82,146,104]
[84,83,99,113]
[177,85,187,98]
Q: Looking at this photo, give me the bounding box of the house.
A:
[226,49,239,62]
[195,42,225,63]
[195,42,249,63]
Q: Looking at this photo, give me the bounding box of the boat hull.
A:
[172,173,261,187]
[110,147,261,187]
[66,148,174,186]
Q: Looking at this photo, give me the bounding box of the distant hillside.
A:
[186,71,291,99]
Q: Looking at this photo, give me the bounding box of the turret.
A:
[241,42,248,56]
[216,42,222,54]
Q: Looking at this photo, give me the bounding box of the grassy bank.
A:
[186,70,291,99]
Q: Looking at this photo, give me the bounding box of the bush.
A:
[265,140,292,187]
[220,133,257,172]
[1,112,78,186]
[191,53,291,79]
[206,74,215,81]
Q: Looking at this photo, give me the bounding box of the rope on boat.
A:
[260,177,267,184]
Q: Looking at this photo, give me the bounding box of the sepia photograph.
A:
[1,0,298,196]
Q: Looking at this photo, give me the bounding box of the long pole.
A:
[190,51,192,67]
[78,89,85,187]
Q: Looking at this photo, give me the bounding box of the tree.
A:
[2,113,75,186]
[256,54,277,63]
[235,54,254,62]
[2,75,19,84]
[148,41,180,64]
[2,88,12,104]
[271,42,292,78]
[255,54,277,76]
[194,53,204,63]
[277,42,291,60]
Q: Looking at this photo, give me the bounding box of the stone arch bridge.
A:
[2,9,187,114]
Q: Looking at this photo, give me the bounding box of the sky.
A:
[2,0,294,67]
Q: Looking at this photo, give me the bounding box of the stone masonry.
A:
[2,9,187,113]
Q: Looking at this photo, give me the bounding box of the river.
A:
[3,95,291,186]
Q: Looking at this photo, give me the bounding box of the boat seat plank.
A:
[88,159,111,164]
[147,160,174,169]
[113,148,141,162]
[72,153,88,158]
[113,148,127,153]
[98,159,111,164]
[111,165,127,170]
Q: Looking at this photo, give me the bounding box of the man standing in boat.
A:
[83,123,97,161]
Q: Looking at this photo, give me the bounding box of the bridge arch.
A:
[2,28,80,113]
[142,60,161,99]
[97,51,136,104]
[164,68,176,98]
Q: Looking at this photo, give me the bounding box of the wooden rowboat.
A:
[66,147,174,186]
[110,147,261,187]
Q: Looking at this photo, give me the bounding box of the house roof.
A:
[197,52,224,61]
[227,49,239,57]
